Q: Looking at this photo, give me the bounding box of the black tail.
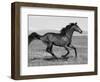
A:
[28,32,41,44]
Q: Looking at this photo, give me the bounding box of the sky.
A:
[28,15,88,35]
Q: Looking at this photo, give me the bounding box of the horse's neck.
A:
[66,29,74,40]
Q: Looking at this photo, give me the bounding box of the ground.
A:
[28,36,88,66]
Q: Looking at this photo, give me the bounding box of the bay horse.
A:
[28,22,82,59]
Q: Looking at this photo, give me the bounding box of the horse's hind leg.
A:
[61,47,70,58]
[46,43,57,59]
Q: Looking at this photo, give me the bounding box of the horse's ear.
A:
[75,22,77,25]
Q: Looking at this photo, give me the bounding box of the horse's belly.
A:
[54,42,65,46]
[52,37,69,46]
[54,40,69,46]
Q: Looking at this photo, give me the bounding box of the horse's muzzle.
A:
[80,30,82,34]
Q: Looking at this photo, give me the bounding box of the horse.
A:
[28,22,82,59]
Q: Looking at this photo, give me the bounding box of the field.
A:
[28,35,88,66]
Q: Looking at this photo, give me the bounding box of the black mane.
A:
[60,23,75,35]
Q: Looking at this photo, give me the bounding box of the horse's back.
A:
[40,33,59,42]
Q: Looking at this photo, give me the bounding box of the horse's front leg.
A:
[61,45,70,58]
[69,44,77,58]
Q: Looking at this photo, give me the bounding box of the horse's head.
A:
[60,22,82,35]
[71,22,82,33]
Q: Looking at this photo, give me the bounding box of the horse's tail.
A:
[28,32,41,44]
